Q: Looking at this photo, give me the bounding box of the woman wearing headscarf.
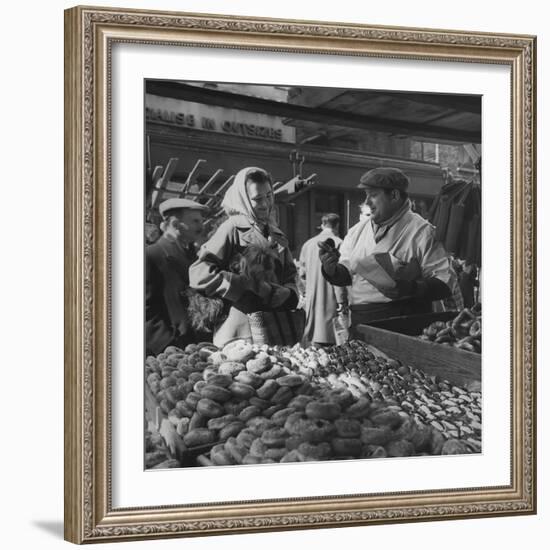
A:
[189,167,299,347]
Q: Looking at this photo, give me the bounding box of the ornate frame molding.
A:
[64,5,536,544]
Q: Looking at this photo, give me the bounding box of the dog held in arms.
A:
[186,243,279,333]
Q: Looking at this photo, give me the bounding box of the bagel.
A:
[164,345,183,356]
[264,447,287,461]
[223,341,255,363]
[208,351,227,366]
[334,418,362,439]
[370,410,405,430]
[183,428,215,447]
[385,439,415,457]
[331,437,362,457]
[287,395,314,411]
[174,400,194,418]
[246,356,272,375]
[283,411,307,432]
[271,386,294,406]
[280,449,307,463]
[187,372,203,384]
[217,361,245,376]
[224,400,250,416]
[329,390,355,410]
[179,381,195,395]
[263,404,285,418]
[270,408,296,426]
[207,414,238,431]
[294,381,314,396]
[286,417,334,443]
[305,401,341,421]
[224,438,248,463]
[185,392,201,409]
[249,396,270,410]
[246,417,274,432]
[363,445,388,458]
[229,382,256,400]
[200,384,232,403]
[234,371,263,388]
[219,421,245,440]
[239,405,263,422]
[256,379,279,400]
[344,397,371,419]
[249,438,268,458]
[210,447,236,466]
[276,374,304,388]
[259,364,282,380]
[360,426,392,446]
[236,428,257,449]
[285,435,303,451]
[196,398,225,419]
[207,374,233,388]
[297,441,332,460]
[202,365,218,382]
[441,439,470,455]
[261,427,288,447]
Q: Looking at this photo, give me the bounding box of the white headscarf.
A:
[221,167,278,230]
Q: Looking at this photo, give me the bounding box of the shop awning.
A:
[146,80,481,145]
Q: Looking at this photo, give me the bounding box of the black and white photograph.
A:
[143,80,483,469]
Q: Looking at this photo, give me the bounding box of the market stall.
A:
[144,334,482,469]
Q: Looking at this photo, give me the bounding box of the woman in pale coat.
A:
[189,167,299,347]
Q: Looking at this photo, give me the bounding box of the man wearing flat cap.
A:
[145,198,209,354]
[319,167,455,329]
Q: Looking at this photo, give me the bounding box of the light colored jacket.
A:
[299,229,346,345]
[339,209,455,306]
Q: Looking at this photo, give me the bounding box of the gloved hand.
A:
[317,239,352,286]
[380,279,418,300]
[318,238,340,278]
[381,277,451,301]
[269,285,291,308]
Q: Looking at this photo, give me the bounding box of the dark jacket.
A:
[145,236,196,355]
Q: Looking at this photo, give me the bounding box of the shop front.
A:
[146,95,444,255]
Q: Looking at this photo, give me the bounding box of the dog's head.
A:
[232,244,278,284]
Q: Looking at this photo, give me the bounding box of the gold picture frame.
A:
[64,5,536,544]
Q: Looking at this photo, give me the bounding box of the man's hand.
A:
[318,239,352,286]
[381,279,418,300]
[318,239,340,277]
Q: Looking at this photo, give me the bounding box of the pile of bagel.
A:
[419,304,482,353]
[146,338,481,467]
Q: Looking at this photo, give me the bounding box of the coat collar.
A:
[230,214,287,242]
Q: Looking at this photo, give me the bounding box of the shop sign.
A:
[146,94,295,143]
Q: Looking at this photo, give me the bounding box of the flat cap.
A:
[358,167,410,191]
[158,197,209,217]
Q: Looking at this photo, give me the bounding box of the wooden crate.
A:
[367,311,457,336]
[356,323,480,388]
